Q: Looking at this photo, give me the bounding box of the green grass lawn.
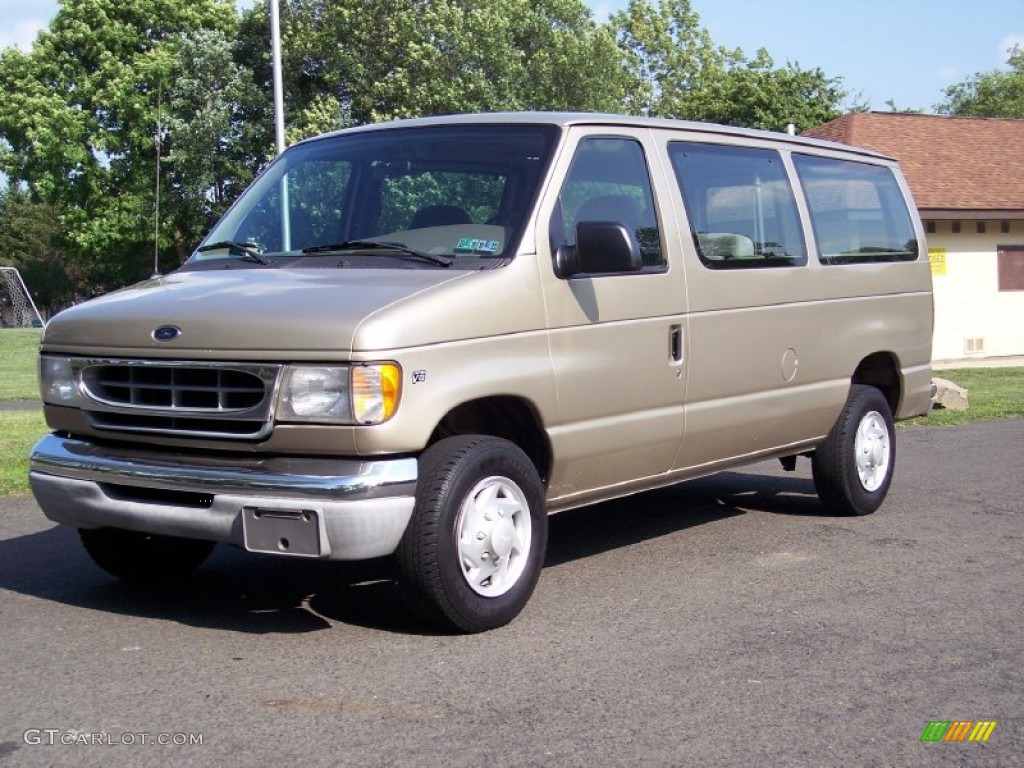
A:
[0,328,41,400]
[0,410,46,496]
[902,368,1024,427]
[0,328,47,495]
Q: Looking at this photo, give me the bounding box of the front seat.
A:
[408,204,472,230]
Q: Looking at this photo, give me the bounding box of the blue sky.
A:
[593,0,1024,111]
[2,0,1022,112]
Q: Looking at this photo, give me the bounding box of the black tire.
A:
[79,528,215,583]
[812,384,896,516]
[396,435,548,633]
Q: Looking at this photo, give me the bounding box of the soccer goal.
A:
[0,266,45,328]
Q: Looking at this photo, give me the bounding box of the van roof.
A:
[299,111,896,162]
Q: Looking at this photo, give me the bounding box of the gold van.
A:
[30,113,933,632]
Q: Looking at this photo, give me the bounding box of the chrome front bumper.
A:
[29,434,418,560]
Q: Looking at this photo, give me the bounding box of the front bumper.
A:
[29,434,418,560]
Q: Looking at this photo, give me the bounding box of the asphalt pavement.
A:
[0,419,1021,767]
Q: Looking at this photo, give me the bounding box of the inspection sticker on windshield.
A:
[455,237,500,255]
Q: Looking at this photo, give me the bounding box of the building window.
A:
[998,246,1024,291]
[926,221,936,234]
[952,221,961,233]
[977,221,986,234]
[1002,221,1011,234]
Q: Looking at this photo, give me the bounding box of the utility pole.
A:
[270,0,286,156]
[153,84,162,278]
[270,0,290,249]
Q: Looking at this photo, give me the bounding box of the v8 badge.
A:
[411,370,427,384]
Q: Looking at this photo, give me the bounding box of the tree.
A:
[236,0,627,142]
[882,100,923,114]
[0,0,238,292]
[609,0,844,130]
[937,45,1024,118]
[610,0,734,119]
[708,49,845,132]
[0,187,75,312]
[163,28,269,259]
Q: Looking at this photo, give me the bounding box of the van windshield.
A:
[194,124,559,268]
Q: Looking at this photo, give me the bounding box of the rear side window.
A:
[794,155,919,264]
[669,142,806,269]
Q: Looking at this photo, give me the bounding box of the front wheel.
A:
[79,528,215,583]
[812,384,896,516]
[396,436,548,633]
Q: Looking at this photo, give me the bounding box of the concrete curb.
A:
[932,356,1024,370]
[0,400,42,411]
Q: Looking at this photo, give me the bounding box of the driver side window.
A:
[552,137,664,268]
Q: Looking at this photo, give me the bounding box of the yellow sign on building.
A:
[929,247,947,276]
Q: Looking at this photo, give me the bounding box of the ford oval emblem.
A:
[152,325,182,342]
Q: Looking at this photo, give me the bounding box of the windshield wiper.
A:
[196,240,269,265]
[301,240,452,267]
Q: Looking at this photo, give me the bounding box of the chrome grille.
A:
[75,359,281,440]
[84,365,264,410]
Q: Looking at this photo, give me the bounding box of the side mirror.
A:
[556,222,643,278]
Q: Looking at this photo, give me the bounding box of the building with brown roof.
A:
[805,112,1024,361]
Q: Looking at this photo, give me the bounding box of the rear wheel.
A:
[397,436,547,633]
[812,384,895,516]
[79,528,215,583]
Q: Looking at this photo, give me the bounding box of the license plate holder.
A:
[243,507,322,557]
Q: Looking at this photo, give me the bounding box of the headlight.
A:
[352,364,401,423]
[40,356,77,404]
[278,363,401,425]
[279,366,351,423]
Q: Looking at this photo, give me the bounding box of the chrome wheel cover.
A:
[855,410,891,492]
[455,476,532,597]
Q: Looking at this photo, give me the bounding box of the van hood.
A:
[41,267,471,358]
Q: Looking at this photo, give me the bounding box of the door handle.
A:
[669,325,683,364]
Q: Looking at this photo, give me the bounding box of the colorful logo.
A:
[921,721,997,742]
[455,238,500,255]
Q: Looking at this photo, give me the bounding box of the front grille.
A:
[84,365,264,410]
[88,412,266,437]
[76,359,281,440]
